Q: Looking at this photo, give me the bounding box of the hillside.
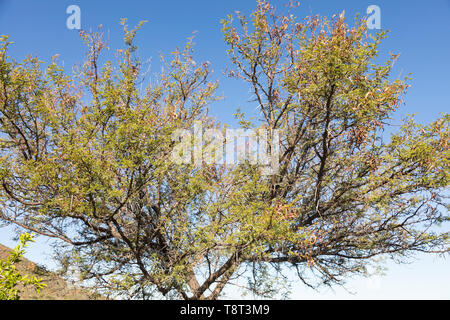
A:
[0,243,102,300]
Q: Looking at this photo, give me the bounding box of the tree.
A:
[0,2,448,300]
[0,233,46,300]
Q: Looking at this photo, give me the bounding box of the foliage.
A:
[0,233,46,300]
[0,1,448,299]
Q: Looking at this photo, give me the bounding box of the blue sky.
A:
[0,0,449,299]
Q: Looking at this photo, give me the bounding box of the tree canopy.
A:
[0,1,448,299]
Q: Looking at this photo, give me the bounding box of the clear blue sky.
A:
[0,0,449,299]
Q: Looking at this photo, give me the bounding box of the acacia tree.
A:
[219,1,448,290]
[0,2,448,299]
